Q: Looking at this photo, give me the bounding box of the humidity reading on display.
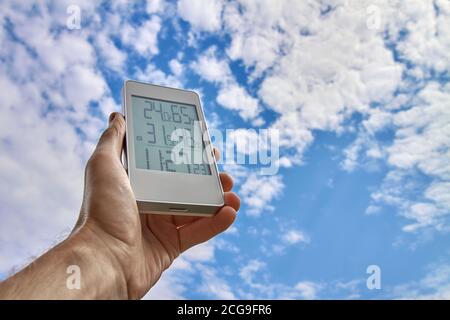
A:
[131,95,212,175]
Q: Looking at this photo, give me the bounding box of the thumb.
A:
[95,112,126,159]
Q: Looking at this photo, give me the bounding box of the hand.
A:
[71,112,240,299]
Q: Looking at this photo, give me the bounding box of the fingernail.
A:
[109,112,116,124]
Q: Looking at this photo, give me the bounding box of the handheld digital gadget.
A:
[122,80,224,216]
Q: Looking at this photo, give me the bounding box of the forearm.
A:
[0,231,128,299]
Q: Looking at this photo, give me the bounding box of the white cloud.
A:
[217,83,260,121]
[9,10,95,75]
[282,230,310,245]
[147,0,165,14]
[144,242,216,299]
[135,63,183,88]
[387,83,450,178]
[190,47,231,83]
[0,77,87,272]
[182,242,215,262]
[177,0,223,32]
[239,259,265,285]
[392,263,450,299]
[0,1,119,273]
[213,238,240,253]
[121,15,161,56]
[169,58,183,77]
[99,96,121,119]
[63,64,107,113]
[425,182,450,209]
[197,264,236,299]
[223,0,286,78]
[367,82,450,233]
[365,205,382,216]
[95,33,127,73]
[294,281,322,300]
[402,203,440,232]
[363,109,393,135]
[236,259,324,299]
[221,1,450,187]
[259,18,400,154]
[191,47,260,121]
[239,174,284,216]
[315,2,450,235]
[229,1,450,238]
[389,0,450,75]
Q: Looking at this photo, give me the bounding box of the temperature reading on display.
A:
[131,96,211,175]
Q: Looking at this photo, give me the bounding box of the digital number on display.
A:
[131,96,212,175]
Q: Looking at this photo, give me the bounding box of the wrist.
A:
[67,225,129,299]
[0,228,129,300]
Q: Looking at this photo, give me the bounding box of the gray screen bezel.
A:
[123,80,224,209]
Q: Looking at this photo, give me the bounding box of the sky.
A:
[0,0,450,299]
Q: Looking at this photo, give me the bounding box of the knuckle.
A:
[99,119,124,143]
[111,115,126,136]
[115,114,126,130]
[86,151,113,171]
[100,126,117,141]
[235,195,241,210]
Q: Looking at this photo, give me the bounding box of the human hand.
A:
[71,112,240,299]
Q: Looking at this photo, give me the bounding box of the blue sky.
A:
[1,0,450,299]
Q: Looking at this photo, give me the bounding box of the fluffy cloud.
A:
[294,281,322,300]
[222,0,287,78]
[135,63,183,88]
[366,82,450,232]
[0,83,86,271]
[121,15,162,56]
[63,65,107,112]
[0,1,166,274]
[236,259,324,299]
[190,47,231,83]
[389,0,450,75]
[197,264,237,299]
[239,259,265,285]
[177,0,223,32]
[282,230,310,245]
[217,83,260,121]
[95,33,127,73]
[387,83,450,179]
[217,1,406,172]
[144,242,216,299]
[239,174,284,216]
[169,58,184,77]
[212,0,448,234]
[191,47,260,121]
[392,263,450,299]
[371,4,450,233]
[365,205,382,216]
[257,3,401,153]
[147,0,166,14]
